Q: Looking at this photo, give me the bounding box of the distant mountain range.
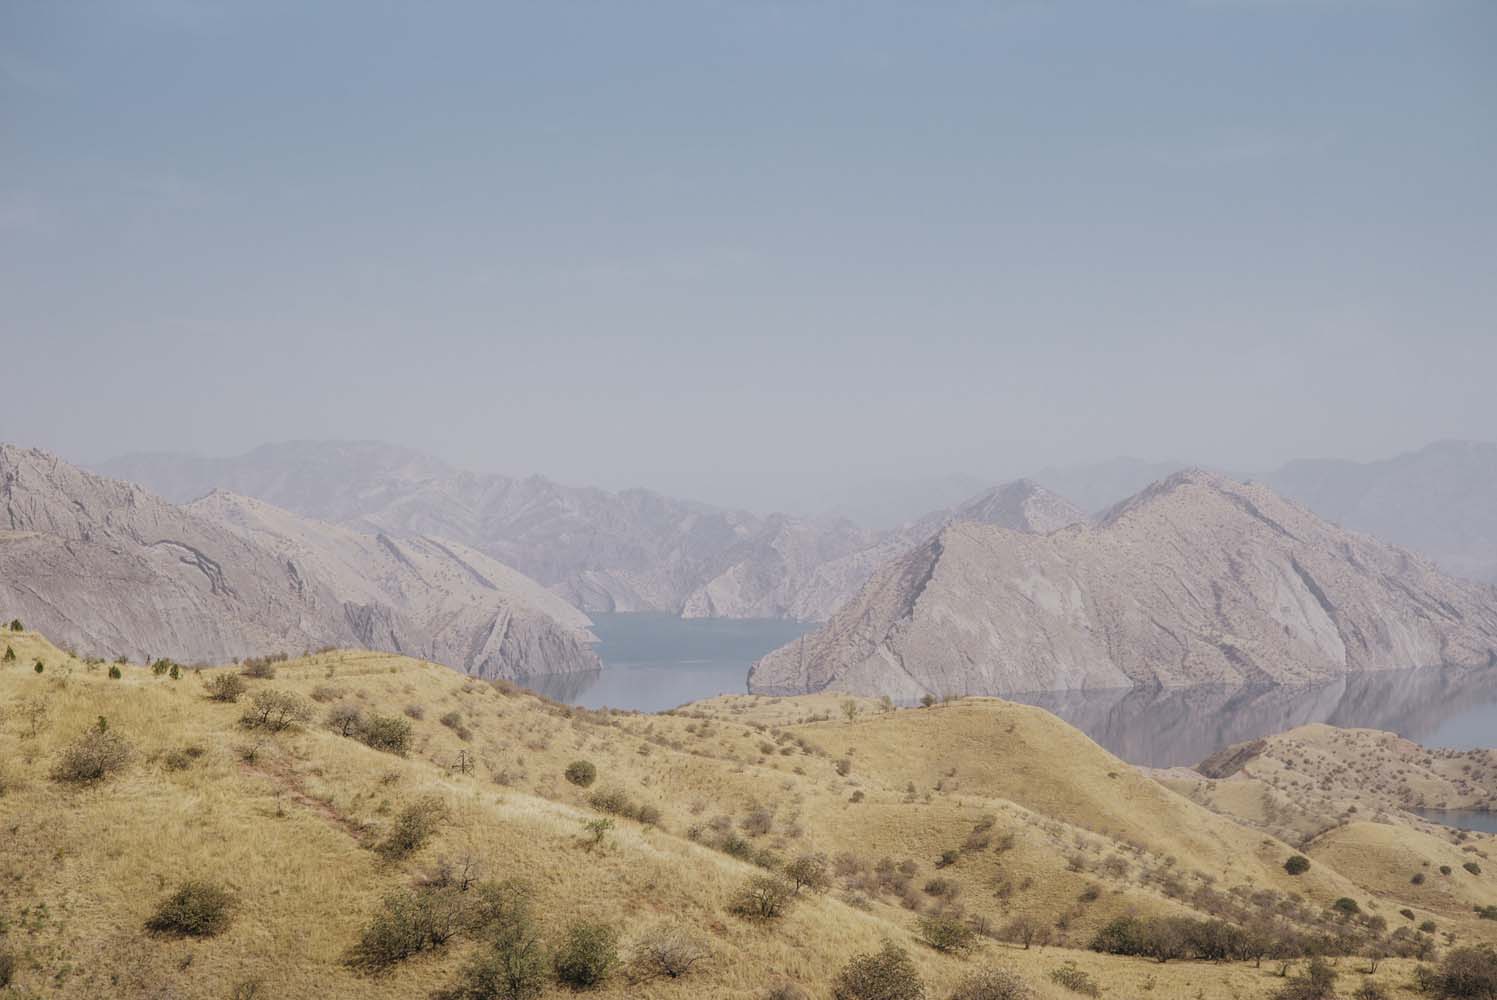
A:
[0,445,598,678]
[750,469,1497,699]
[97,442,1086,623]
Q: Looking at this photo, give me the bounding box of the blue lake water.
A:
[528,614,1497,777]
[528,613,816,712]
[1409,808,1497,834]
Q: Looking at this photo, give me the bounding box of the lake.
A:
[1409,808,1497,835]
[528,613,816,712]
[528,614,1497,775]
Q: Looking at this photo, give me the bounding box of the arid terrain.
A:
[2,628,1493,999]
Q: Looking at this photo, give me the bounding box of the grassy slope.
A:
[0,633,1488,999]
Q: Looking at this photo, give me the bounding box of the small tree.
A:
[358,713,413,755]
[146,881,234,937]
[1275,958,1338,1000]
[842,699,861,721]
[1427,945,1497,999]
[832,942,926,1000]
[999,915,1044,950]
[730,873,796,921]
[240,689,313,732]
[51,728,131,784]
[565,760,597,788]
[108,664,122,679]
[785,852,832,894]
[1284,855,1311,876]
[553,921,619,988]
[920,913,976,954]
[376,796,448,861]
[631,924,709,980]
[920,694,937,709]
[327,701,365,737]
[2,645,14,662]
[206,672,247,703]
[9,619,22,632]
[33,660,43,674]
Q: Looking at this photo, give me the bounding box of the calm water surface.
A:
[1409,809,1497,834]
[529,615,1497,787]
[529,613,815,711]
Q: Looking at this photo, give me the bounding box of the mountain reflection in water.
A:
[1005,665,1497,767]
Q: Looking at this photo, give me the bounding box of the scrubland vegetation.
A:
[0,629,1494,998]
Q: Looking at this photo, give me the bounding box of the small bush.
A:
[918,913,975,954]
[766,984,812,1000]
[51,728,131,784]
[1274,957,1337,1000]
[730,874,796,921]
[785,852,832,894]
[108,664,122,679]
[376,796,449,861]
[240,653,287,678]
[1284,855,1311,876]
[146,881,234,937]
[553,921,619,988]
[358,713,414,755]
[1426,945,1497,999]
[208,670,248,703]
[948,968,1033,1000]
[0,948,15,988]
[832,942,926,1000]
[632,924,708,980]
[1048,966,1100,998]
[403,703,426,720]
[565,760,597,788]
[327,702,365,737]
[1332,897,1361,916]
[1463,862,1482,876]
[240,689,313,732]
[346,887,466,971]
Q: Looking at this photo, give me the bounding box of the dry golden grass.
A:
[0,630,1487,999]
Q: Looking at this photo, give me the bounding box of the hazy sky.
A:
[3,1,1494,511]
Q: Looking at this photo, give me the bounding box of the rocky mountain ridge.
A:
[0,444,597,678]
[749,469,1497,699]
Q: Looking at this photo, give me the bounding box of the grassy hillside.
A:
[1,631,1492,999]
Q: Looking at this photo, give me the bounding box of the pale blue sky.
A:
[2,1,1494,511]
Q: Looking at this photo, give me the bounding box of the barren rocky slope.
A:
[1268,439,1497,584]
[750,470,1497,699]
[100,443,1088,622]
[0,445,596,678]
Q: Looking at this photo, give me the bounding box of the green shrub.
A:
[206,672,247,702]
[346,887,467,970]
[785,852,832,894]
[240,689,313,732]
[376,796,448,860]
[948,968,1033,1000]
[565,760,597,787]
[358,713,414,755]
[1284,855,1311,875]
[2,645,14,662]
[239,653,287,678]
[1048,966,1100,997]
[1425,945,1497,999]
[1332,897,1361,916]
[433,881,544,1000]
[145,880,234,937]
[1274,958,1338,1000]
[0,947,15,988]
[108,664,122,679]
[832,942,926,1000]
[918,913,975,954]
[729,874,796,921]
[51,728,131,784]
[553,921,619,988]
[1463,862,1482,876]
[33,660,43,674]
[327,702,365,737]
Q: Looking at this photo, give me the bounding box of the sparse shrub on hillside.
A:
[240,689,313,732]
[1463,862,1482,876]
[631,924,709,980]
[376,796,448,861]
[440,710,472,741]
[785,852,832,894]
[918,913,975,954]
[1353,979,1388,1000]
[553,921,619,988]
[2,644,14,662]
[999,916,1046,950]
[51,728,131,784]
[145,880,234,937]
[33,660,43,674]
[1332,897,1362,917]
[1442,865,1454,875]
[310,684,345,703]
[1425,945,1497,998]
[920,694,937,708]
[1274,957,1338,1000]
[565,760,597,788]
[358,713,413,755]
[404,703,426,720]
[347,887,467,971]
[0,947,15,988]
[108,664,122,679]
[327,701,365,737]
[766,984,812,1000]
[832,942,926,1000]
[742,805,774,836]
[1413,872,1427,885]
[1047,966,1100,997]
[1285,855,1311,876]
[9,619,22,631]
[948,968,1032,1000]
[240,653,286,678]
[730,874,796,921]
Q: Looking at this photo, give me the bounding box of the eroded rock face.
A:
[750,470,1497,699]
[0,445,597,679]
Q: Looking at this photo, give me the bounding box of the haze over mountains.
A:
[750,469,1497,700]
[0,445,597,678]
